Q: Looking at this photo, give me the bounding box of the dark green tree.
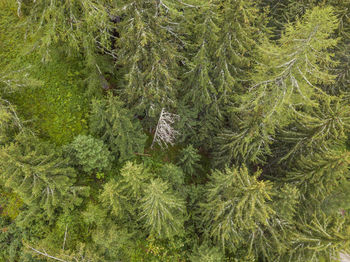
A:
[89,94,147,162]
[216,6,339,165]
[178,145,201,176]
[65,134,112,174]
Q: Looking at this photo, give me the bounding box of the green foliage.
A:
[286,148,350,200]
[0,187,23,220]
[286,214,350,262]
[1,1,350,261]
[189,243,224,262]
[178,145,201,176]
[21,0,115,62]
[100,161,150,217]
[115,0,182,116]
[66,135,111,174]
[0,134,86,215]
[159,163,185,191]
[272,184,299,220]
[13,52,89,145]
[141,178,185,239]
[201,166,275,248]
[216,6,340,165]
[276,99,350,163]
[90,94,147,162]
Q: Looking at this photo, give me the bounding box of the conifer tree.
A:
[66,135,112,174]
[21,0,115,61]
[189,243,224,262]
[0,134,84,215]
[181,0,265,147]
[286,213,350,262]
[286,148,350,201]
[178,144,201,176]
[89,94,146,162]
[115,0,182,116]
[216,6,339,165]
[276,99,350,163]
[100,161,150,218]
[201,166,275,252]
[140,178,185,239]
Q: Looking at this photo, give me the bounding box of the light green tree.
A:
[201,166,276,252]
[140,178,185,239]
[216,6,340,165]
[115,0,182,116]
[0,134,86,216]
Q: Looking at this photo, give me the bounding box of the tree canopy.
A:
[1,1,350,261]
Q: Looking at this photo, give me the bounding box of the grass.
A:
[12,51,90,145]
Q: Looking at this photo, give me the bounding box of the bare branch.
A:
[62,224,68,250]
[26,244,68,262]
[151,108,179,148]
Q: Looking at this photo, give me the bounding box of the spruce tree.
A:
[0,134,82,214]
[178,144,201,176]
[115,0,182,117]
[201,166,275,252]
[216,6,339,165]
[100,161,150,218]
[276,99,350,163]
[181,0,265,147]
[21,0,115,61]
[65,135,112,174]
[286,213,350,262]
[89,94,146,162]
[140,178,185,239]
[285,148,350,201]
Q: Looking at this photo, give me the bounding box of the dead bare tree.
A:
[26,245,68,262]
[151,108,179,149]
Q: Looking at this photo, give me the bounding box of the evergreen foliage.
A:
[140,178,185,239]
[178,144,201,176]
[0,134,85,215]
[115,0,182,116]
[1,1,350,261]
[89,94,146,162]
[66,135,111,174]
[201,166,275,250]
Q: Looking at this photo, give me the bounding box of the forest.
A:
[0,0,350,261]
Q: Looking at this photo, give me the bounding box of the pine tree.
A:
[89,94,146,162]
[0,134,84,215]
[140,178,185,239]
[285,213,350,262]
[201,166,275,252]
[65,135,112,174]
[178,144,201,176]
[216,6,339,165]
[115,0,182,116]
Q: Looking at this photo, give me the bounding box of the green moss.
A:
[13,52,89,145]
